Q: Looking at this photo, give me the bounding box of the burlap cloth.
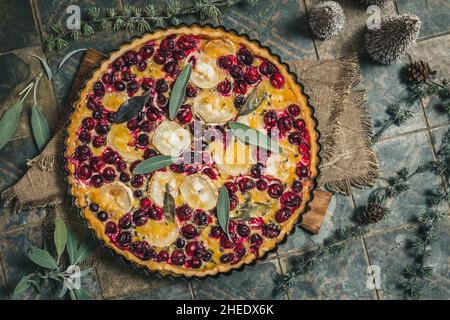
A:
[1,53,378,285]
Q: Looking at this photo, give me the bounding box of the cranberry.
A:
[270,72,285,89]
[292,180,303,192]
[217,80,232,95]
[92,135,105,148]
[287,104,301,117]
[217,55,237,70]
[202,168,217,180]
[175,205,192,222]
[132,209,148,226]
[233,80,248,95]
[105,221,118,235]
[127,81,139,95]
[238,178,255,193]
[177,105,193,124]
[95,124,110,135]
[298,142,309,155]
[114,80,126,91]
[224,182,237,193]
[118,213,132,229]
[89,203,99,212]
[120,172,130,182]
[220,233,236,249]
[287,131,302,145]
[97,211,108,222]
[164,61,179,76]
[92,109,103,120]
[193,210,208,226]
[79,131,91,144]
[177,35,196,50]
[188,258,202,269]
[295,164,309,178]
[148,206,163,220]
[140,198,152,209]
[86,96,100,110]
[263,223,280,238]
[134,190,143,198]
[140,45,155,59]
[229,194,239,210]
[237,224,250,237]
[201,250,212,262]
[112,58,124,72]
[137,134,149,146]
[268,183,284,198]
[237,47,254,65]
[293,118,306,130]
[210,226,223,238]
[102,167,116,182]
[256,179,268,191]
[82,117,96,130]
[103,149,118,164]
[130,241,155,260]
[153,51,166,65]
[170,163,186,173]
[185,85,197,98]
[158,250,169,262]
[116,231,132,247]
[91,174,103,188]
[230,66,243,79]
[155,79,169,95]
[141,77,155,91]
[102,73,115,85]
[75,145,91,161]
[170,250,186,265]
[234,244,246,259]
[160,37,175,52]
[277,116,293,132]
[157,94,168,108]
[176,238,185,248]
[275,208,292,223]
[77,164,91,180]
[220,253,234,264]
[182,224,198,239]
[259,60,276,76]
[93,81,105,97]
[124,51,138,66]
[251,163,264,178]
[264,110,277,127]
[130,175,144,188]
[106,112,116,123]
[244,66,261,84]
[146,110,159,122]
[234,95,245,108]
[140,120,153,133]
[185,241,201,256]
[114,160,126,172]
[250,233,263,246]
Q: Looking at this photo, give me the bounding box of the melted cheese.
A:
[152,120,191,157]
[193,90,237,125]
[102,92,128,112]
[90,182,134,217]
[203,38,238,59]
[190,54,222,89]
[179,174,218,210]
[209,138,255,176]
[135,220,179,248]
[107,123,143,161]
[149,171,184,207]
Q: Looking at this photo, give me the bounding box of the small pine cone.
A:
[407,60,437,83]
[363,202,386,224]
[361,0,387,5]
[309,1,346,40]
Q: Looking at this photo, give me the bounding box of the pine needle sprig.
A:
[45,0,259,51]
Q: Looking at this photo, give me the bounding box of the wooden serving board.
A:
[65,49,332,234]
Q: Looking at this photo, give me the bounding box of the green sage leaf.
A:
[229,121,282,153]
[13,276,30,298]
[237,89,268,116]
[58,48,87,70]
[163,183,176,220]
[74,240,96,265]
[54,218,67,260]
[31,104,51,151]
[30,54,53,80]
[69,289,77,300]
[115,91,152,123]
[28,248,58,269]
[133,155,177,175]
[217,186,230,235]
[66,229,78,265]
[59,283,68,299]
[0,101,23,151]
[73,288,90,300]
[169,62,192,120]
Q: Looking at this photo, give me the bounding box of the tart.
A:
[65,25,319,277]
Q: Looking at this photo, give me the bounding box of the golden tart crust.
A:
[65,25,320,277]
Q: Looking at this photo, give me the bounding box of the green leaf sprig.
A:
[30,73,51,151]
[217,186,230,235]
[169,62,192,120]
[133,155,178,174]
[229,121,282,154]
[115,91,152,124]
[237,88,268,117]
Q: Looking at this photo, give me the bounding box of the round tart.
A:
[65,25,319,277]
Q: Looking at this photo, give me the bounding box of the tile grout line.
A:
[274,254,290,300]
[188,281,196,300]
[417,30,450,43]
[0,254,11,300]
[29,0,45,46]
[93,266,106,300]
[302,0,320,61]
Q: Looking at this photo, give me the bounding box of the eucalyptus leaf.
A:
[30,54,53,80]
[58,48,87,69]
[163,183,176,220]
[66,229,78,265]
[13,276,30,298]
[133,155,178,174]
[28,248,58,269]
[237,89,268,116]
[31,104,51,152]
[115,91,152,123]
[229,121,282,154]
[217,186,230,235]
[54,218,67,260]
[0,101,23,151]
[169,62,192,120]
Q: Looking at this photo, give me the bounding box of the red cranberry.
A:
[293,118,306,130]
[230,66,243,79]
[92,135,105,148]
[91,174,103,188]
[292,180,303,192]
[202,168,217,180]
[92,109,102,120]
[160,37,175,52]
[244,66,261,84]
[220,233,236,249]
[170,250,186,265]
[201,250,212,262]
[268,183,284,198]
[132,209,148,226]
[97,211,108,222]
[275,208,292,223]
[237,224,250,237]
[217,55,237,70]
[220,253,234,264]
[210,226,223,239]
[298,142,309,155]
[172,50,186,61]
[233,80,248,95]
[129,241,155,260]
[114,80,126,91]
[140,198,152,209]
[250,163,264,178]
[77,164,92,180]
[153,51,166,65]
[177,105,193,124]
[188,258,202,269]
[90,157,104,172]
[277,116,293,132]
[185,241,201,256]
[264,110,277,127]
[224,182,238,193]
[234,244,246,259]
[140,120,153,133]
[118,213,132,229]
[288,104,301,117]
[115,160,127,172]
[250,233,263,246]
[137,60,147,72]
[234,95,245,108]
[148,206,163,220]
[270,72,285,89]
[124,51,138,66]
[238,178,255,193]
[112,59,124,72]
[103,149,118,164]
[169,163,186,173]
[127,81,139,95]
[176,205,192,222]
[237,47,254,65]
[95,124,110,135]
[89,203,99,212]
[102,73,115,85]
[120,172,130,182]
[263,223,280,238]
[229,194,239,210]
[146,109,159,122]
[182,224,198,239]
[75,145,91,161]
[256,179,268,191]
[141,77,155,91]
[106,112,116,123]
[79,131,91,144]
[137,134,149,146]
[105,221,118,235]
[157,94,168,108]
[177,35,196,50]
[93,81,105,97]
[82,117,96,130]
[217,80,232,95]
[101,167,116,182]
[176,238,185,248]
[259,60,276,76]
[130,175,144,188]
[139,45,154,59]
[295,164,309,178]
[86,96,100,110]
[163,61,179,76]
[185,85,197,98]
[193,210,208,226]
[288,131,302,145]
[158,250,169,262]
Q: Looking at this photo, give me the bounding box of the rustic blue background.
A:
[0,0,449,300]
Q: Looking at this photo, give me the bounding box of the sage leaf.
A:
[58,48,87,69]
[31,104,51,151]
[74,240,96,264]
[0,101,23,151]
[66,229,78,265]
[73,288,90,300]
[13,276,30,298]
[133,155,177,174]
[59,283,68,299]
[237,89,268,116]
[115,91,152,123]
[28,248,58,269]
[169,62,192,120]
[54,218,67,260]
[217,186,230,235]
[30,54,53,80]
[229,121,282,154]
[69,289,77,300]
[163,183,176,220]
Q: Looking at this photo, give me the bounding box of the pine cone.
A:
[365,14,421,65]
[361,0,387,5]
[363,202,386,224]
[309,1,346,40]
[407,60,437,83]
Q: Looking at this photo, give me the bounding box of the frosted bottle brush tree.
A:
[365,14,421,65]
[309,1,346,40]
